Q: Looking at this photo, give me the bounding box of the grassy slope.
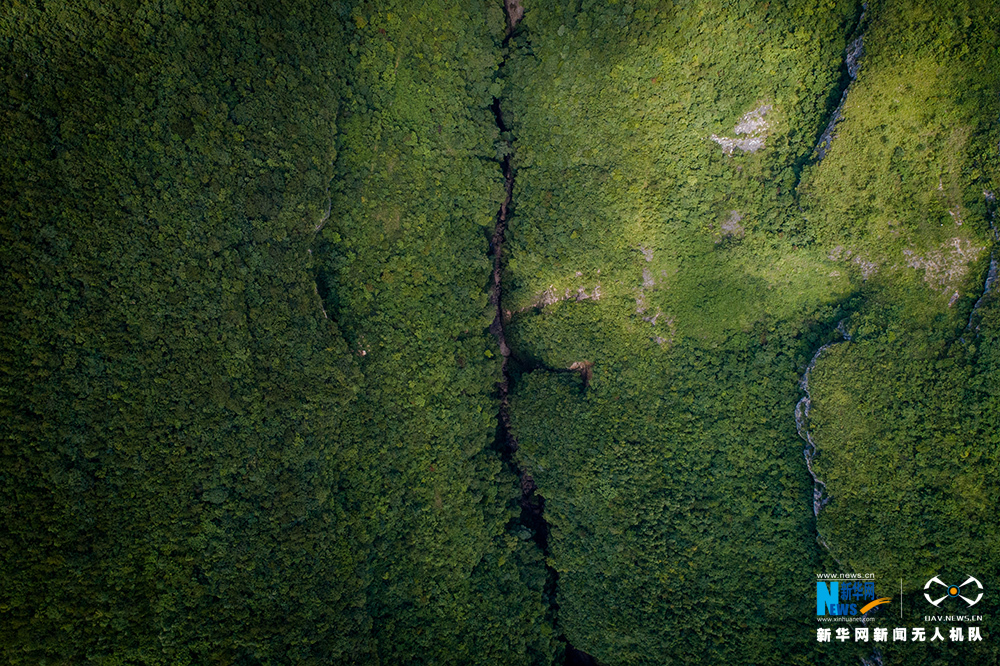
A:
[504,0,860,349]
[800,3,1000,663]
[503,0,860,663]
[504,0,999,663]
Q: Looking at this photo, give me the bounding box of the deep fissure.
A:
[811,2,869,163]
[795,319,851,569]
[791,2,869,194]
[966,196,998,333]
[488,16,598,665]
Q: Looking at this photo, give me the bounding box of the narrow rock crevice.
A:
[795,320,850,563]
[860,648,885,666]
[488,9,598,664]
[486,18,561,654]
[309,170,338,324]
[308,194,333,321]
[812,3,869,162]
[965,193,998,334]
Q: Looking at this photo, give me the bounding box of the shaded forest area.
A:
[1,1,998,665]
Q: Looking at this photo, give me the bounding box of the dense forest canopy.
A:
[1,0,997,664]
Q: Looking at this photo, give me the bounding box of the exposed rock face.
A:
[628,246,675,345]
[568,361,594,387]
[720,210,745,239]
[965,193,998,331]
[815,4,869,160]
[527,283,602,310]
[504,0,523,31]
[795,320,851,561]
[969,255,998,319]
[845,30,865,79]
[902,238,985,293]
[851,256,878,280]
[827,245,878,280]
[711,104,772,155]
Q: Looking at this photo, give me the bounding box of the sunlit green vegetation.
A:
[504,0,999,664]
[503,0,861,345]
[797,4,1000,662]
[1,0,997,664]
[810,294,1000,581]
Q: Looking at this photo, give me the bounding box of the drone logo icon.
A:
[923,576,984,607]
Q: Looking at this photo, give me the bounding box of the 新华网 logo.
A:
[817,581,891,616]
[923,576,983,607]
